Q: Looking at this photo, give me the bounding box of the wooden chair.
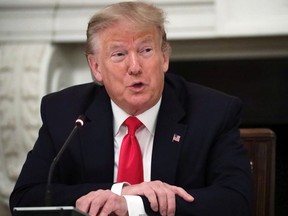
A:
[240,128,276,216]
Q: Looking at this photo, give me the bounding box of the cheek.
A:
[149,69,165,89]
[101,66,125,86]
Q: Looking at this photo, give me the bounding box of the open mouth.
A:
[132,82,143,88]
[129,82,145,91]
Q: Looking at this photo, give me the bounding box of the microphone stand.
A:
[45,115,86,206]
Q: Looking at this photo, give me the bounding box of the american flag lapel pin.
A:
[172,133,181,142]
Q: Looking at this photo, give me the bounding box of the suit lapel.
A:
[79,87,115,182]
[76,79,188,184]
[151,82,187,184]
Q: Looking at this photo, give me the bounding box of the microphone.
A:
[45,115,86,206]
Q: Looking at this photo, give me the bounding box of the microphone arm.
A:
[45,115,86,206]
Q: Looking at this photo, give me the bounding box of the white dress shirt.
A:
[110,98,161,215]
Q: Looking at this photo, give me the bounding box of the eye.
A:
[112,51,125,57]
[111,51,126,62]
[144,47,152,53]
[113,52,125,57]
[140,47,153,57]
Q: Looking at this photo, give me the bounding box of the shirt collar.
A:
[111,98,162,136]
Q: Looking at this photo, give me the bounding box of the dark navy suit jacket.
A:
[10,73,252,215]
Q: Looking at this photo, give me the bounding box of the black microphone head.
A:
[75,114,86,126]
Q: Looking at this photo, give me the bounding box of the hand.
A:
[121,180,194,216]
[76,189,128,216]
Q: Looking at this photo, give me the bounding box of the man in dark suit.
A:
[10,1,252,215]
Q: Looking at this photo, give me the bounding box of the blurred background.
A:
[0,0,287,215]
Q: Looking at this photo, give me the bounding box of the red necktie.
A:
[117,116,144,184]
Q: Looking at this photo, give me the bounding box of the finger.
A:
[167,184,194,202]
[76,190,110,215]
[150,181,169,215]
[157,191,167,215]
[123,182,159,212]
[98,193,118,215]
[89,197,105,215]
[166,190,176,216]
[151,181,177,216]
[88,190,114,215]
[98,194,128,216]
[143,186,159,212]
[76,191,95,213]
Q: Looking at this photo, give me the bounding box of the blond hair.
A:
[85,1,170,55]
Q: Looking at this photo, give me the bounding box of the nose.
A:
[127,53,141,75]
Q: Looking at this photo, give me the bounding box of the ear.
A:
[162,50,170,73]
[87,54,103,83]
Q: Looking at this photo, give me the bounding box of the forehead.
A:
[97,20,161,48]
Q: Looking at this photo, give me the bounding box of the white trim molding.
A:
[1,0,288,42]
[216,0,288,37]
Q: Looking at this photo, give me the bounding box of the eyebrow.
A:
[108,44,124,51]
[138,36,154,45]
[108,36,154,50]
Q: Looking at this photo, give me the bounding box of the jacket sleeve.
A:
[9,91,114,212]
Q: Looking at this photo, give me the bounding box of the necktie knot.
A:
[124,116,142,135]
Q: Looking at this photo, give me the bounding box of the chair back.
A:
[240,128,276,216]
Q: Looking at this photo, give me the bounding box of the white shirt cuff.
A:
[124,195,147,216]
[111,182,125,195]
[111,183,147,216]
